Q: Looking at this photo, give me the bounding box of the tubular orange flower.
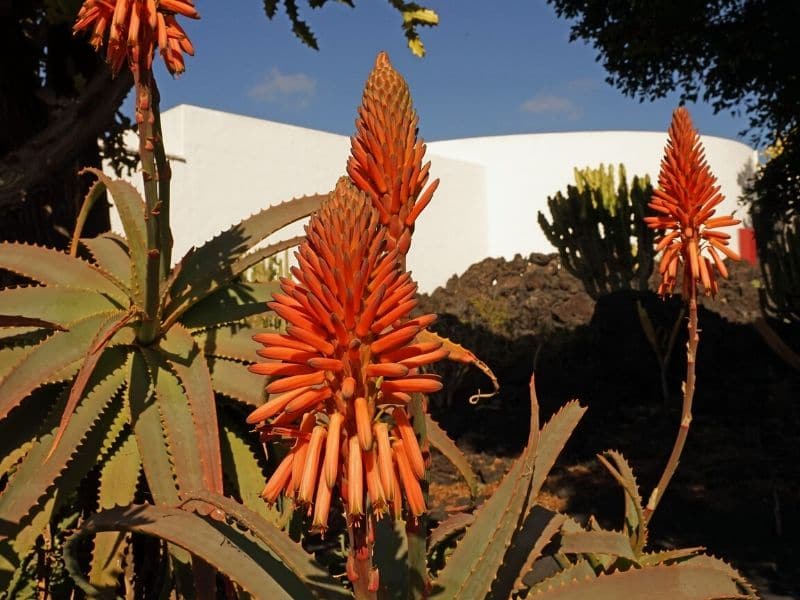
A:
[248,178,444,528]
[347,52,440,255]
[645,107,741,297]
[73,0,199,77]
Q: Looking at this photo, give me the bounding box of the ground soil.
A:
[418,253,800,598]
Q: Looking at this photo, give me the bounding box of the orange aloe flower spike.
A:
[247,178,445,529]
[645,107,741,297]
[73,0,199,78]
[347,52,440,255]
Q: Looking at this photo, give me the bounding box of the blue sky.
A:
[142,0,755,145]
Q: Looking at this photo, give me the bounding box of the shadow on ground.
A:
[419,253,800,598]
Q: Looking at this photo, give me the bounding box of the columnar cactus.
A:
[538,163,655,298]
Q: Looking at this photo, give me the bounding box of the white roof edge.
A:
[160,104,754,153]
[163,103,351,140]
[429,129,753,150]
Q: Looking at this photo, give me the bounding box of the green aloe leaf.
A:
[140,348,206,496]
[559,528,636,561]
[530,400,587,501]
[51,309,137,455]
[219,417,281,523]
[0,386,68,479]
[0,493,57,587]
[431,436,533,599]
[0,242,127,303]
[529,562,751,599]
[528,559,596,594]
[432,379,585,600]
[0,338,46,382]
[510,511,569,595]
[89,432,140,593]
[209,356,265,408]
[230,236,305,276]
[127,349,179,505]
[0,311,124,422]
[681,554,758,598]
[81,233,132,290]
[167,194,324,321]
[0,285,121,327]
[425,414,478,500]
[432,379,543,598]
[64,503,330,599]
[68,176,106,255]
[179,491,348,599]
[416,330,499,403]
[179,280,279,331]
[0,315,64,330]
[596,450,646,554]
[0,349,127,529]
[428,512,475,552]
[0,327,49,348]
[638,547,705,567]
[194,322,264,362]
[159,324,224,493]
[82,168,148,307]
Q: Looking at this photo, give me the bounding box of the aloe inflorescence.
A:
[247,178,446,528]
[74,0,199,76]
[646,107,741,297]
[347,52,440,256]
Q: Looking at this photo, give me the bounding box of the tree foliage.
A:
[547,0,800,303]
[262,0,438,56]
[547,1,798,142]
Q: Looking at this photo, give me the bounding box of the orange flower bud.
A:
[347,436,364,517]
[393,441,425,517]
[261,453,293,503]
[392,408,425,479]
[364,447,386,512]
[374,423,394,502]
[299,426,326,504]
[354,396,374,451]
[266,371,325,394]
[246,388,307,424]
[312,476,333,531]
[324,413,344,488]
[366,363,410,378]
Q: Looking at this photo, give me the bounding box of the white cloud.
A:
[520,94,582,120]
[248,68,316,106]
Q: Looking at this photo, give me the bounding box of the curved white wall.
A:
[428,131,756,263]
[109,106,755,293]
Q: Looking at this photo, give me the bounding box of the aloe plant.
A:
[0,149,325,596]
[0,1,327,593]
[0,2,760,596]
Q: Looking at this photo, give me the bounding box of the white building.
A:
[111,104,756,293]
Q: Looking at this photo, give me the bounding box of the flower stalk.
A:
[73,0,197,343]
[135,76,164,344]
[643,107,741,523]
[644,280,698,523]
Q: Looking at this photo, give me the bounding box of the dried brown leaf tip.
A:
[74,0,199,77]
[248,179,445,528]
[645,107,741,297]
[347,52,440,255]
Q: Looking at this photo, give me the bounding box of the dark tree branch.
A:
[0,66,133,209]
